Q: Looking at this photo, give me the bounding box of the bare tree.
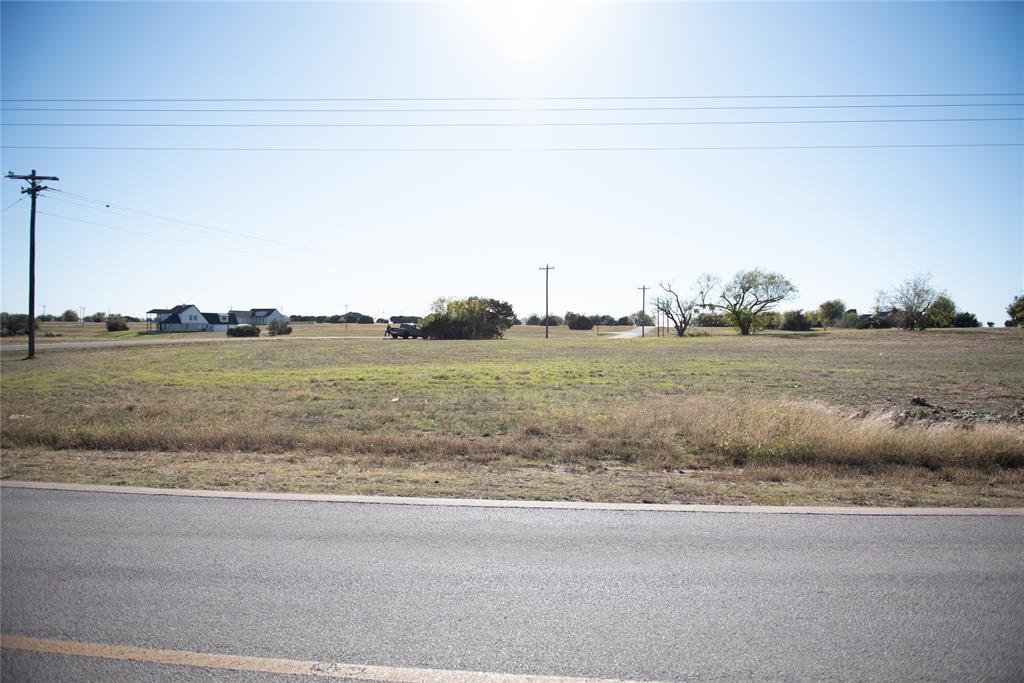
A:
[653,281,700,337]
[698,269,797,335]
[876,273,941,330]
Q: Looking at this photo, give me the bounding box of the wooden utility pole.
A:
[539,264,554,339]
[638,285,648,338]
[6,170,59,360]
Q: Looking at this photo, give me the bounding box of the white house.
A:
[230,308,289,325]
[147,305,287,332]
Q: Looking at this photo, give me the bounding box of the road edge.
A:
[3,480,1022,516]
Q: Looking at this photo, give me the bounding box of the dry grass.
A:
[2,328,1022,505]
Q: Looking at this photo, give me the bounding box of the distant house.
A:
[230,308,289,325]
[147,304,238,332]
[147,305,287,332]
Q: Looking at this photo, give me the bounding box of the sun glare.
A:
[462,0,583,64]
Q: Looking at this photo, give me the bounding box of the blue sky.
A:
[2,1,1021,323]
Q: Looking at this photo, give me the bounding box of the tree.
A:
[780,310,812,331]
[344,311,374,324]
[698,269,797,335]
[105,315,129,332]
[653,281,699,337]
[925,295,956,328]
[1007,295,1024,327]
[60,309,80,322]
[630,310,654,326]
[564,312,594,330]
[420,297,516,339]
[524,314,541,326]
[952,312,980,328]
[877,274,942,330]
[89,312,107,322]
[0,313,39,337]
[838,309,860,328]
[817,299,846,329]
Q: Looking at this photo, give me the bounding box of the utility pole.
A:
[638,285,648,338]
[539,264,555,339]
[6,170,59,360]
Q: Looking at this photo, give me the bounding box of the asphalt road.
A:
[2,487,1023,682]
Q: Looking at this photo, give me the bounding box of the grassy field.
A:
[2,327,1022,506]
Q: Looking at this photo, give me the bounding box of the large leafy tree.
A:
[1007,295,1024,327]
[817,299,846,329]
[698,269,797,335]
[925,295,956,328]
[421,297,516,339]
[877,273,942,330]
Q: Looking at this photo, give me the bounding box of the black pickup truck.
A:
[385,322,426,339]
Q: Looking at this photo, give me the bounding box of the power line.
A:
[4,116,1021,129]
[2,197,25,212]
[3,92,1022,102]
[44,190,334,255]
[5,142,1022,153]
[36,210,329,266]
[3,103,1022,114]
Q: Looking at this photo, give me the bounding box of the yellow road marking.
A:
[1,634,655,683]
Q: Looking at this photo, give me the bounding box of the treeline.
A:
[523,312,643,329]
[650,271,1017,336]
[0,311,136,335]
[288,312,391,324]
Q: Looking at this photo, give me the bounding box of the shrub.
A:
[564,312,594,330]
[421,297,516,340]
[696,312,728,327]
[780,309,812,331]
[952,312,980,328]
[0,313,39,337]
[227,324,260,337]
[758,311,781,330]
[267,320,292,336]
[105,315,129,332]
[837,309,859,328]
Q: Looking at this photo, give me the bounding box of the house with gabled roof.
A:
[146,304,239,332]
[230,308,289,325]
[146,305,287,332]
